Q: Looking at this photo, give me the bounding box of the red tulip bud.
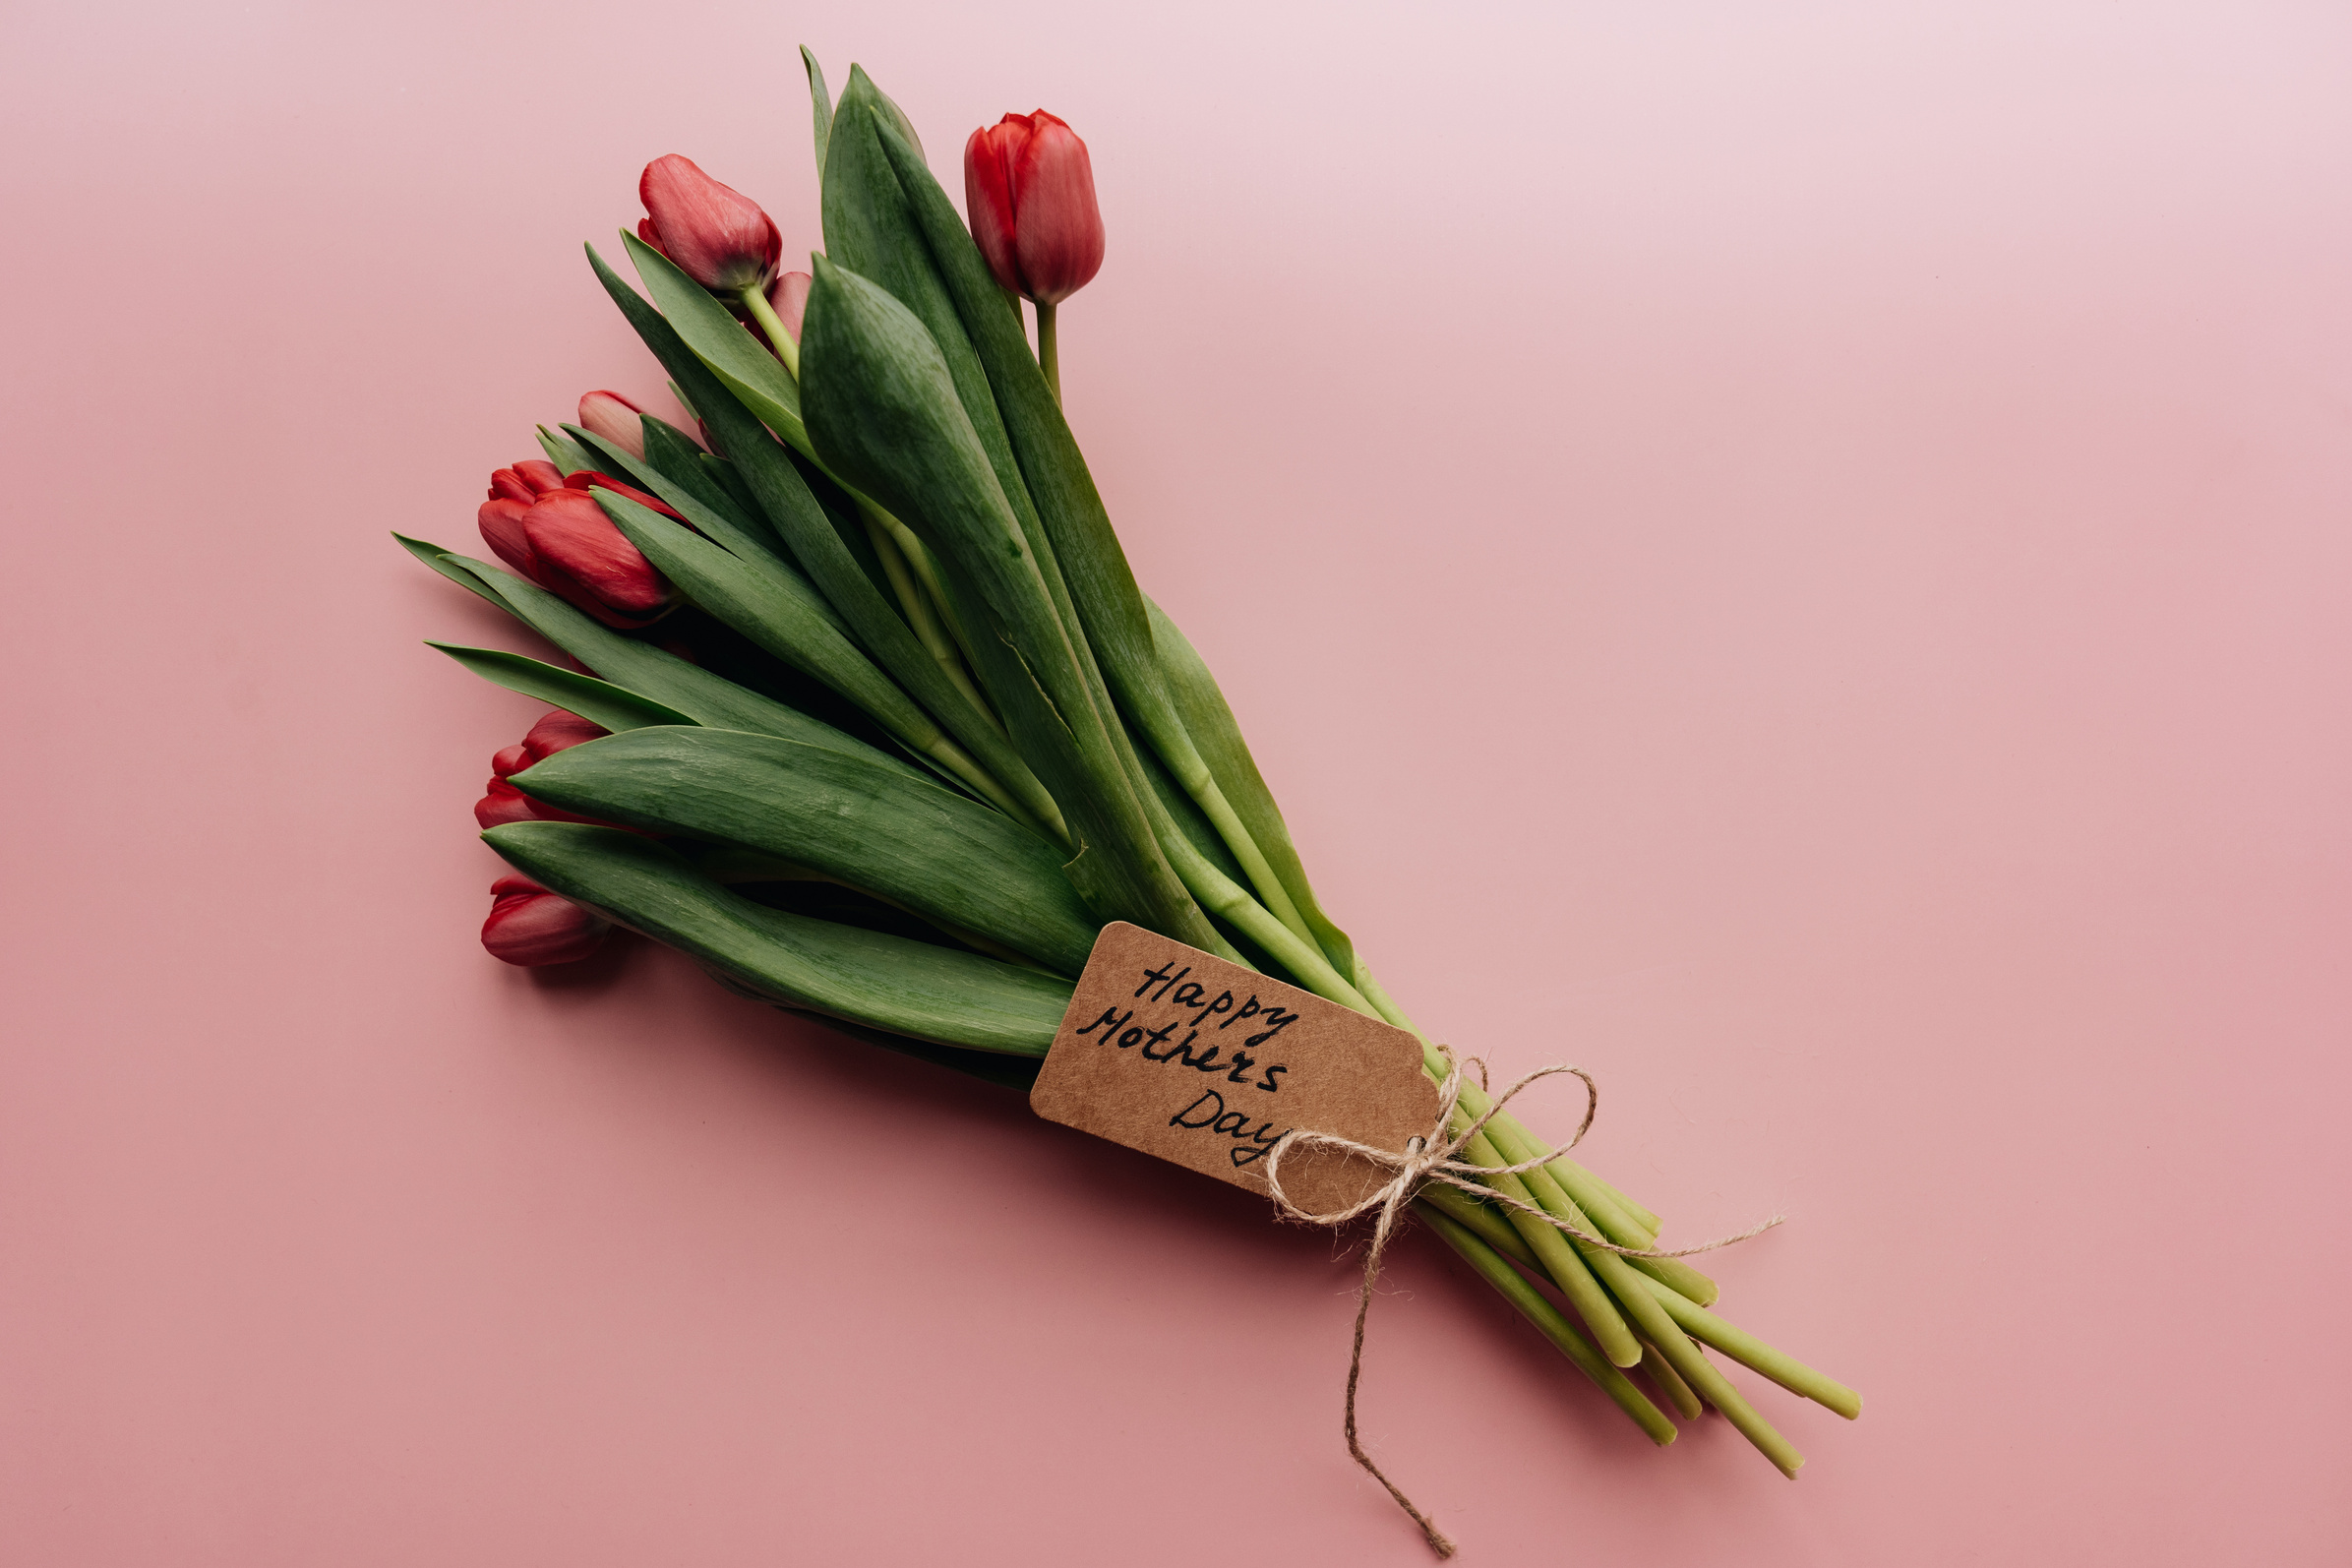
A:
[562,471,686,522]
[516,708,608,764]
[476,485,674,629]
[487,459,569,506]
[481,874,612,966]
[963,111,1106,306]
[474,710,614,830]
[637,154,782,293]
[577,391,647,459]
[768,271,812,343]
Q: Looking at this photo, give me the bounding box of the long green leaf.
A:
[400,534,912,774]
[801,257,1217,949]
[590,489,956,760]
[427,643,697,733]
[638,416,742,522]
[623,231,808,450]
[484,823,1071,1055]
[870,114,1312,947]
[584,241,1061,834]
[567,425,818,590]
[801,45,833,183]
[1147,595,1357,977]
[514,726,1100,976]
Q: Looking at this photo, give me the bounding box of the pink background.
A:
[5,2,2347,1561]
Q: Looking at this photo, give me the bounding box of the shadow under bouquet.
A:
[407,52,1857,1553]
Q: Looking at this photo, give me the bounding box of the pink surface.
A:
[4,2,2348,1561]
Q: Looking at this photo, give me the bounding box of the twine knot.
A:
[1259,1047,1781,1558]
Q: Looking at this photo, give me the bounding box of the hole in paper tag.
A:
[1030,923,1439,1215]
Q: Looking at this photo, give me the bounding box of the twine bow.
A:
[1259,1047,1783,1558]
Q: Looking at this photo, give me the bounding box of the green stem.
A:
[1457,1120,1642,1367]
[1146,716,1320,951]
[741,286,802,380]
[1486,1109,1719,1306]
[1159,832,1371,1009]
[1416,1201,1676,1445]
[880,514,988,689]
[1640,1339,1705,1420]
[1592,1243,1804,1476]
[859,503,1006,741]
[1639,1275,1862,1419]
[1416,1179,1535,1266]
[1035,299,1059,403]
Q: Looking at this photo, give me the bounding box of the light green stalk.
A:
[1639,1275,1862,1419]
[1034,299,1060,402]
[1415,1202,1675,1445]
[1454,1119,1641,1367]
[742,285,803,380]
[1640,1340,1705,1419]
[858,502,1002,738]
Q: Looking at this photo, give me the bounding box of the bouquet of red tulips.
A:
[409,52,1857,1550]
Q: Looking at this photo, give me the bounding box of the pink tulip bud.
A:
[637,153,782,293]
[963,111,1106,306]
[476,483,674,629]
[768,271,812,343]
[577,391,647,459]
[481,874,612,966]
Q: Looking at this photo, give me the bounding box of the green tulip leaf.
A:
[427,642,698,733]
[801,45,833,182]
[638,416,742,522]
[801,256,1218,949]
[586,242,1055,828]
[394,531,505,606]
[483,822,1071,1055]
[566,425,813,586]
[534,424,597,476]
[513,725,1100,976]
[874,115,1338,978]
[590,489,950,755]
[621,230,808,452]
[400,534,912,776]
[1148,596,1357,977]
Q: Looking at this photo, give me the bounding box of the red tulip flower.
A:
[475,709,613,830]
[963,111,1105,307]
[481,874,612,966]
[637,154,781,293]
[577,390,647,459]
[477,475,676,629]
[487,459,568,507]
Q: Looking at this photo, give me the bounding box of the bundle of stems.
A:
[407,55,1857,1492]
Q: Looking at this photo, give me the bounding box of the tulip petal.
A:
[1007,111,1104,306]
[481,889,611,966]
[576,391,647,459]
[963,121,1025,297]
[519,489,674,625]
[521,708,609,762]
[475,777,542,829]
[477,497,540,578]
[513,459,569,495]
[638,153,782,294]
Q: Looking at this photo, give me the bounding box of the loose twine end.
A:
[1260,1048,1781,1558]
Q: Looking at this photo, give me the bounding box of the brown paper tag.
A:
[1030,923,1439,1216]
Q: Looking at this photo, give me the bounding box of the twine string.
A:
[1258,1047,1784,1559]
